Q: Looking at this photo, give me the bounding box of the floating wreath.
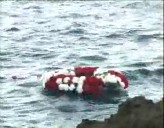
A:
[40,66,128,95]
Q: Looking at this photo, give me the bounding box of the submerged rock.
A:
[77,96,163,128]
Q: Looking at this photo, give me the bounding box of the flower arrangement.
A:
[40,66,129,95]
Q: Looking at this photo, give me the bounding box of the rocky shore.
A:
[77,96,163,128]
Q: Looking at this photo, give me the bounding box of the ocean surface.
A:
[0,1,163,128]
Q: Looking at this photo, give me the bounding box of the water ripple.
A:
[80,55,107,61]
[0,1,163,128]
[6,27,20,32]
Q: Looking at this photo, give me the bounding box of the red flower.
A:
[45,76,58,90]
[83,76,104,96]
[75,66,98,77]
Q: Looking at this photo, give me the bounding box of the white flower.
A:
[69,84,75,91]
[96,74,104,80]
[41,72,54,88]
[56,78,62,84]
[78,76,86,84]
[76,83,83,94]
[96,75,102,79]
[116,76,126,88]
[58,84,64,90]
[72,77,79,83]
[63,84,69,91]
[59,84,69,91]
[42,81,46,89]
[70,71,75,75]
[40,73,47,89]
[116,76,121,83]
[63,77,70,83]
[104,74,117,83]
[119,81,125,88]
[94,68,106,76]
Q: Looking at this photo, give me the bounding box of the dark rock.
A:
[77,96,163,128]
[77,119,105,128]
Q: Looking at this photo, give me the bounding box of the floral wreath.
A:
[40,66,129,95]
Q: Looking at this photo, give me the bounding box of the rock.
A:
[77,96,163,128]
[77,119,105,128]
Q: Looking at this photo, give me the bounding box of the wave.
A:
[122,1,145,9]
[124,62,157,68]
[105,33,124,39]
[61,28,86,35]
[80,55,107,61]
[136,34,163,42]
[6,27,20,32]
[125,68,163,80]
[24,5,42,10]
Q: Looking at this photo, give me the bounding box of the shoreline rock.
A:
[77,96,163,128]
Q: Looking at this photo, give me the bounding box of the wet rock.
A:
[77,96,163,128]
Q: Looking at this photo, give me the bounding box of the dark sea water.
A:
[0,1,163,128]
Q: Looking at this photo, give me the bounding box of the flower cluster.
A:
[40,66,129,95]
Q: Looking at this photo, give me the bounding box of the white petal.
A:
[70,71,75,75]
[63,77,70,83]
[72,77,79,83]
[59,84,69,91]
[56,78,62,84]
[94,68,105,76]
[109,75,117,83]
[41,73,48,88]
[96,75,101,79]
[69,84,75,91]
[63,84,69,91]
[79,76,86,84]
[119,81,125,88]
[116,76,121,82]
[104,74,117,83]
[42,80,46,89]
[58,84,63,90]
[76,83,83,93]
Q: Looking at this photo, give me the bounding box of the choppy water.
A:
[0,1,163,128]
